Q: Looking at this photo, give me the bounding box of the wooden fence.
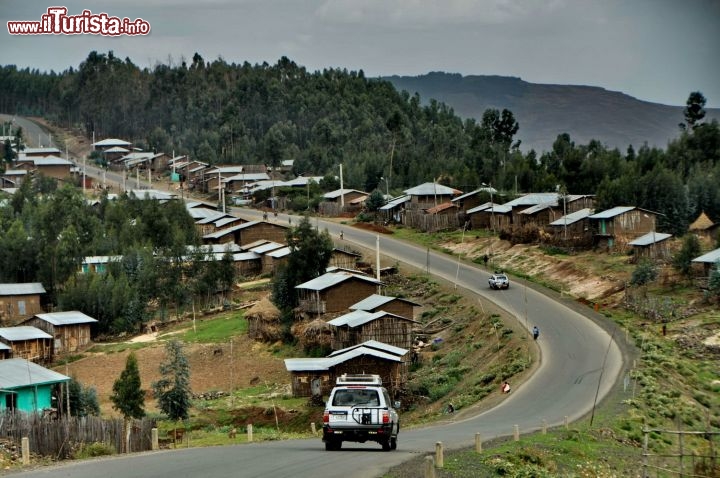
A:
[403,211,460,232]
[0,412,156,458]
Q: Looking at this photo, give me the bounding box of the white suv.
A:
[488,273,510,289]
[322,374,400,451]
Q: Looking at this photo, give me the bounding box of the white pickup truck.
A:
[322,374,400,451]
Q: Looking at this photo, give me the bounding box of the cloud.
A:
[315,0,564,27]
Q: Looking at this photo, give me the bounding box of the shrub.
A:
[631,259,658,285]
[73,441,116,459]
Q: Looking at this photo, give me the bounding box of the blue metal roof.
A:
[0,359,70,389]
[34,311,97,326]
[0,283,46,296]
[350,294,420,311]
[692,247,720,263]
[403,182,462,196]
[588,206,636,219]
[295,272,381,291]
[0,326,52,341]
[628,232,672,246]
[549,208,594,226]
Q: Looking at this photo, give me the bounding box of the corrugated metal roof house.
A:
[0,326,53,363]
[0,283,46,324]
[284,340,408,397]
[295,272,382,315]
[22,311,98,355]
[0,358,70,414]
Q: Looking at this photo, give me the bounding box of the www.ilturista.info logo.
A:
[7,7,151,36]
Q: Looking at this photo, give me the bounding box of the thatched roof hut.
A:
[690,211,714,231]
[246,297,282,342]
[293,318,333,351]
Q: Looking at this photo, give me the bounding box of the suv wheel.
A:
[390,437,397,450]
[325,440,341,451]
[382,439,391,451]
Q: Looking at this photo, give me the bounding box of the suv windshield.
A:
[332,389,380,407]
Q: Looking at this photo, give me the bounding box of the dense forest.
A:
[1,51,719,234]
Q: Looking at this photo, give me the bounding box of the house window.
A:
[17,300,26,316]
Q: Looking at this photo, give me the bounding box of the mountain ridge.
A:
[384,72,720,153]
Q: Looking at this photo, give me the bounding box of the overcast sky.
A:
[2,0,719,107]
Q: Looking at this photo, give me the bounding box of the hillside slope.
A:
[386,72,720,153]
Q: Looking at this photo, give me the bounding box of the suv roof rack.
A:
[335,374,382,386]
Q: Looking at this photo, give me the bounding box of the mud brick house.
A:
[26,156,74,182]
[465,202,493,229]
[516,203,562,228]
[247,241,286,274]
[101,146,130,163]
[0,283,46,325]
[548,208,594,244]
[451,187,497,214]
[319,189,369,216]
[295,272,382,315]
[18,147,62,158]
[379,195,411,223]
[628,232,673,261]
[92,138,132,152]
[202,220,289,247]
[284,340,408,397]
[349,294,420,320]
[589,206,660,250]
[329,248,362,270]
[328,310,418,350]
[0,359,70,414]
[22,311,98,355]
[470,203,512,232]
[404,182,462,210]
[0,169,28,188]
[0,326,53,363]
[265,246,291,274]
[691,247,720,278]
[195,211,246,236]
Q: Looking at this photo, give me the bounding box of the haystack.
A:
[293,318,333,351]
[246,297,282,342]
[689,211,714,231]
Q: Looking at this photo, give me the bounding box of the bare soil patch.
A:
[60,334,288,417]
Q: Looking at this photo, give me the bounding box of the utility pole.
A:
[339,164,344,208]
[376,235,381,281]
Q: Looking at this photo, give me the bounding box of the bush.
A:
[72,441,116,459]
[631,259,658,285]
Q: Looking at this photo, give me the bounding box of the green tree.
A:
[365,190,385,212]
[631,259,658,286]
[272,215,334,312]
[681,91,706,130]
[152,340,192,422]
[110,352,145,420]
[673,235,701,277]
[68,376,101,417]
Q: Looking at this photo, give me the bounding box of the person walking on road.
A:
[532,326,540,341]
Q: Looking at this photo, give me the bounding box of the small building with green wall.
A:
[0,358,69,413]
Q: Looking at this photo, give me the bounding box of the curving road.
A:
[8,123,627,477]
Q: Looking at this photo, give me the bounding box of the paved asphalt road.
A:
[7,121,628,478]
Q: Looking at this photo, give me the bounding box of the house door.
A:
[5,393,16,410]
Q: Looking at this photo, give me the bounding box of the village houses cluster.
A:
[2,137,719,415]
